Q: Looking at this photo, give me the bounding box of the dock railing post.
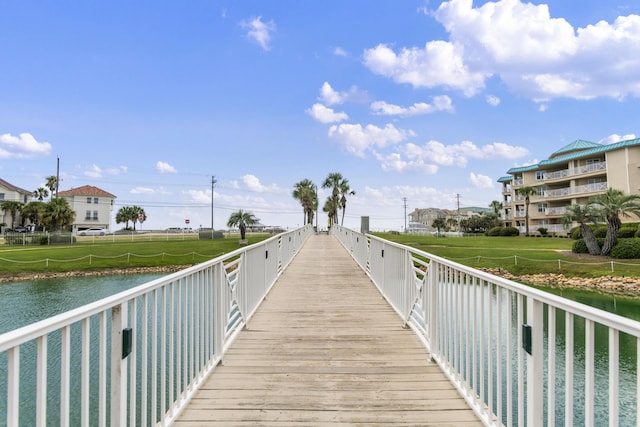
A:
[427,260,438,358]
[110,303,128,427]
[213,263,224,363]
[526,298,544,426]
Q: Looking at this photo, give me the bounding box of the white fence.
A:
[331,225,640,427]
[0,226,312,426]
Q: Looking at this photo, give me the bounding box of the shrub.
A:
[594,226,608,238]
[572,237,604,254]
[198,230,224,240]
[500,227,520,236]
[537,227,548,236]
[486,226,502,236]
[618,227,638,238]
[569,226,581,240]
[611,238,640,259]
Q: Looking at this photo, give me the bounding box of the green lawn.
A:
[0,234,272,276]
[373,233,640,278]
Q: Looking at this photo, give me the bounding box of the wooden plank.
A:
[172,234,482,426]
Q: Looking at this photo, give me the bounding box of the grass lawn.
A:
[0,234,272,276]
[373,233,640,278]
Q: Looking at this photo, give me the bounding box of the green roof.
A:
[549,139,600,158]
[497,176,512,182]
[506,137,640,174]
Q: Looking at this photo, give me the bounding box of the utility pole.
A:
[456,193,461,234]
[403,197,407,233]
[56,156,60,198]
[211,176,217,236]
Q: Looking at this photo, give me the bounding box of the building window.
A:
[536,171,545,180]
[586,159,601,165]
[94,197,99,204]
[588,178,602,184]
[537,203,548,213]
[86,197,92,204]
[537,186,546,196]
[93,211,99,220]
[85,210,91,220]
[0,193,5,201]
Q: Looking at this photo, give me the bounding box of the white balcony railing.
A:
[0,226,313,426]
[541,162,607,181]
[332,225,640,427]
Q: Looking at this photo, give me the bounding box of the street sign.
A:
[185,219,190,224]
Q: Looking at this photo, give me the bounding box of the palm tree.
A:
[323,197,338,228]
[0,200,24,229]
[589,188,640,255]
[22,201,46,231]
[43,197,75,231]
[489,200,503,215]
[432,218,446,235]
[33,187,49,201]
[322,172,355,227]
[45,175,59,199]
[561,204,602,255]
[517,186,537,235]
[227,210,259,241]
[446,217,458,232]
[292,179,317,226]
[116,206,134,229]
[130,206,147,230]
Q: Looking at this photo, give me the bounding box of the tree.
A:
[517,186,537,235]
[322,197,338,228]
[561,204,602,255]
[33,187,49,201]
[292,179,318,226]
[0,200,24,228]
[115,205,146,230]
[432,218,446,235]
[227,210,259,240]
[43,197,75,231]
[589,188,640,255]
[130,206,146,230]
[22,201,47,231]
[322,172,355,227]
[45,175,59,198]
[489,200,503,215]
[446,218,458,231]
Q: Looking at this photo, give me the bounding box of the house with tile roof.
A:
[497,137,640,235]
[0,178,32,230]
[58,185,117,233]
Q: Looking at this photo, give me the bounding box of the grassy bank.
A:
[0,234,271,277]
[374,233,640,278]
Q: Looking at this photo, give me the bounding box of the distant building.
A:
[408,207,486,233]
[498,138,640,235]
[58,185,117,233]
[0,178,32,229]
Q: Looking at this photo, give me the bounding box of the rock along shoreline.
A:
[0,265,191,284]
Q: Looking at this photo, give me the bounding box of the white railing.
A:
[0,226,312,427]
[331,225,640,427]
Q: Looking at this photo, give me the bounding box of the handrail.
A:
[331,224,640,426]
[0,225,313,426]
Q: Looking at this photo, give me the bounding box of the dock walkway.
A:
[173,234,482,426]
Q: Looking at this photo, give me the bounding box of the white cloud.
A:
[318,82,368,105]
[328,123,409,157]
[241,174,281,193]
[130,187,155,195]
[400,139,529,168]
[486,95,500,106]
[83,164,127,179]
[363,41,487,96]
[333,46,348,57]
[370,95,454,116]
[241,16,276,51]
[156,161,177,174]
[374,151,439,174]
[598,133,637,145]
[0,132,52,159]
[306,103,349,123]
[366,0,640,101]
[469,172,495,189]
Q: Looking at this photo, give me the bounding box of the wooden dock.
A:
[173,234,483,426]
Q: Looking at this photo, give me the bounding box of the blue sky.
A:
[1,0,639,231]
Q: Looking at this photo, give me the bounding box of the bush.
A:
[486,227,502,236]
[594,226,608,238]
[500,227,520,236]
[198,230,224,240]
[537,227,548,236]
[572,237,604,254]
[611,238,640,259]
[569,226,581,240]
[618,227,638,238]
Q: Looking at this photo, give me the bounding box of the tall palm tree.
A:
[43,197,75,231]
[45,175,59,199]
[322,197,338,227]
[322,172,355,227]
[561,204,602,255]
[589,188,640,255]
[33,187,49,201]
[489,200,503,215]
[517,186,537,235]
[116,206,135,229]
[292,179,317,226]
[130,206,147,230]
[227,210,259,241]
[0,200,24,228]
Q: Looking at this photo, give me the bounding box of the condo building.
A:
[498,138,640,235]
